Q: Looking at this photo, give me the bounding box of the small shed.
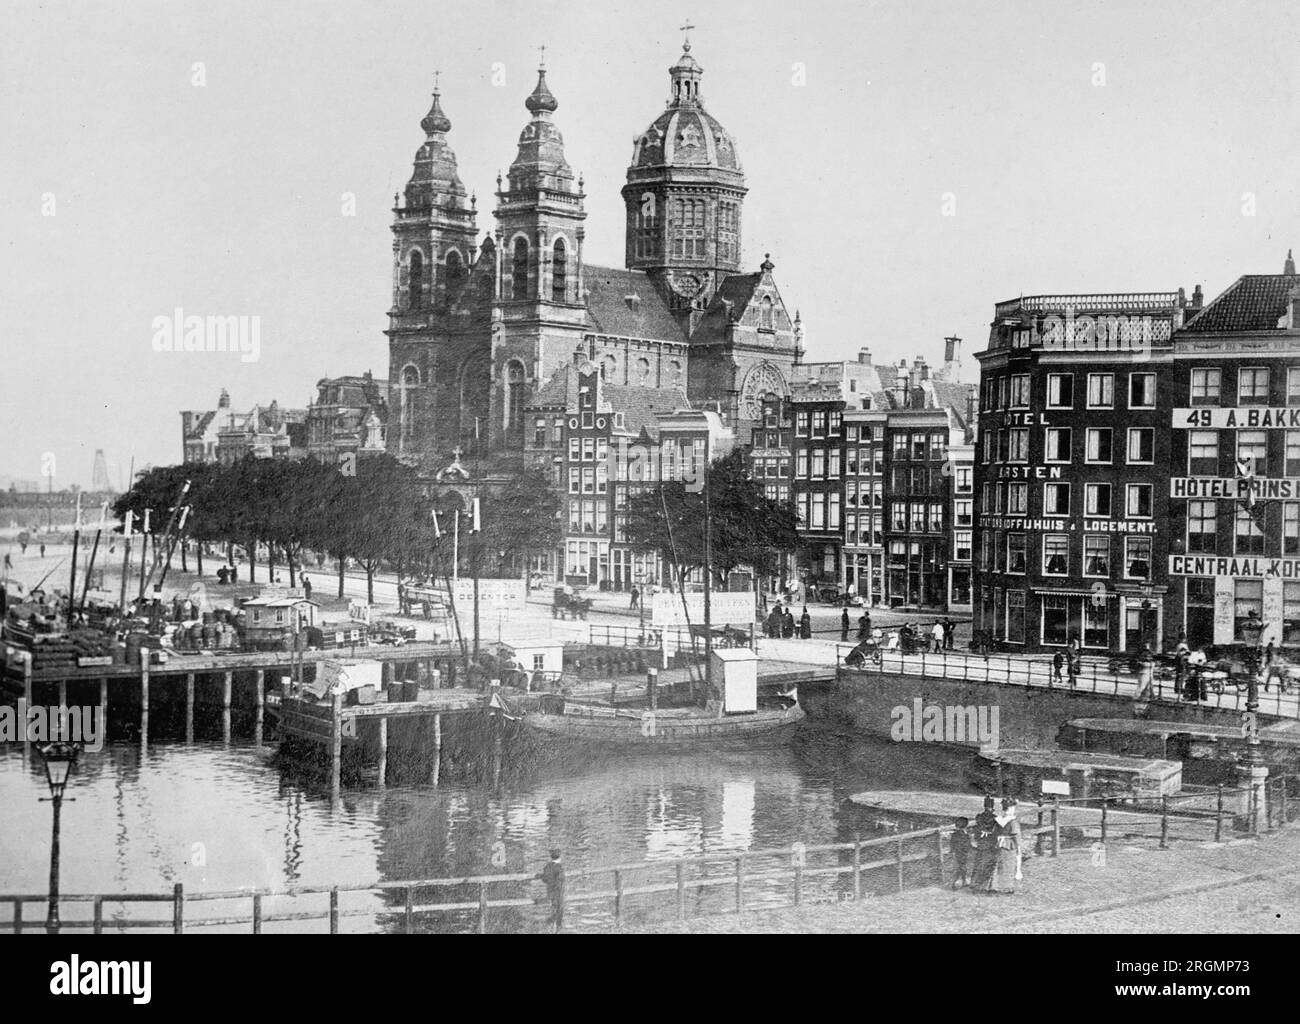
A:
[710,647,758,714]
[241,595,319,643]
[494,639,564,689]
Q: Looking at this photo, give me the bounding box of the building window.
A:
[1128,372,1156,409]
[1289,367,1300,406]
[812,493,826,529]
[1283,502,1300,555]
[1081,486,1112,519]
[796,411,809,437]
[812,449,825,478]
[407,250,424,309]
[829,492,842,530]
[1286,431,1300,476]
[1235,508,1264,554]
[1238,367,1270,405]
[1043,534,1069,575]
[634,201,659,259]
[1007,533,1027,574]
[1127,428,1154,464]
[1008,429,1029,462]
[828,449,841,478]
[955,531,972,560]
[1044,482,1070,516]
[1047,373,1073,409]
[795,451,807,478]
[533,417,547,447]
[760,296,775,330]
[512,237,529,300]
[955,499,972,527]
[1126,483,1153,518]
[1042,595,1068,646]
[1008,482,1028,515]
[829,411,842,435]
[445,249,465,298]
[1188,500,1217,553]
[928,502,943,532]
[552,239,567,302]
[1087,373,1114,408]
[956,466,972,492]
[1010,374,1031,409]
[983,432,996,463]
[1007,591,1026,642]
[1188,431,1219,475]
[891,503,907,532]
[1234,580,1264,640]
[1083,535,1109,576]
[1285,582,1300,644]
[910,502,926,533]
[1045,428,1071,463]
[1125,536,1152,580]
[1085,428,1112,463]
[1191,368,1221,405]
[505,360,526,438]
[1237,430,1267,476]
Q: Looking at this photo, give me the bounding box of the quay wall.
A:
[807,671,1256,750]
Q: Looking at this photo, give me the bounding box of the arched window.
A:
[407,250,424,310]
[760,295,775,330]
[445,249,465,300]
[512,238,529,300]
[505,360,526,439]
[635,200,658,259]
[552,239,567,303]
[399,364,420,450]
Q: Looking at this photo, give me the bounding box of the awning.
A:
[1034,589,1118,599]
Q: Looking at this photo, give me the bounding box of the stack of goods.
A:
[26,629,117,671]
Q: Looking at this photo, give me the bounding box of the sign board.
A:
[1170,477,1298,500]
[1041,779,1071,796]
[1169,555,1300,579]
[1174,407,1300,429]
[348,599,371,624]
[452,578,527,615]
[652,591,756,628]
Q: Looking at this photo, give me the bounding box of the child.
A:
[950,817,972,888]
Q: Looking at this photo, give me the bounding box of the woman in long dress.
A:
[970,796,999,892]
[990,798,1021,894]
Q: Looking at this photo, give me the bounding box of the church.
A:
[384,34,805,480]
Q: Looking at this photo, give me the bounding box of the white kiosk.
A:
[710,647,758,714]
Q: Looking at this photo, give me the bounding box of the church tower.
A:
[386,82,480,464]
[490,61,588,450]
[622,31,747,332]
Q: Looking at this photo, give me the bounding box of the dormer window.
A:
[760,296,774,330]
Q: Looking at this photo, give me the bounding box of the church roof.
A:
[1180,274,1300,333]
[527,364,579,410]
[583,265,686,342]
[604,384,689,437]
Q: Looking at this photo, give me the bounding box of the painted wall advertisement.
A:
[452,578,527,614]
[652,591,756,628]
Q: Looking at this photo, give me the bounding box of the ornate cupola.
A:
[391,78,478,315]
[622,29,748,317]
[495,58,586,308]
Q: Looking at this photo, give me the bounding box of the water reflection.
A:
[0,721,976,932]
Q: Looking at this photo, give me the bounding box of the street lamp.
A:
[37,740,82,933]
[1238,611,1266,830]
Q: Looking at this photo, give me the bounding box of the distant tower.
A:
[91,449,112,493]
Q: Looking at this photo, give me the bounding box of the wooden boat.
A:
[1059,717,1300,773]
[971,748,1182,801]
[523,695,806,751]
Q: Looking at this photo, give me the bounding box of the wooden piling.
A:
[852,833,863,900]
[1100,800,1108,844]
[252,894,262,934]
[58,679,67,710]
[675,863,686,920]
[140,651,150,753]
[185,673,195,744]
[735,856,745,912]
[330,688,342,804]
[1159,796,1169,848]
[222,671,233,745]
[1215,785,1224,842]
[431,712,442,787]
[254,669,265,746]
[896,836,905,893]
[377,716,388,788]
[1052,797,1060,857]
[22,657,33,765]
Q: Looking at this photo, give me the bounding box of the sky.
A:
[2,0,1298,488]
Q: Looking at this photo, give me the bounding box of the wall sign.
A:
[1174,407,1300,429]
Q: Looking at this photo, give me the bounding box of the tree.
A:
[623,448,799,586]
[478,469,563,578]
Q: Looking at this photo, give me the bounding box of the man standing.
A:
[841,607,850,642]
[302,574,312,602]
[931,620,945,653]
[944,617,955,650]
[1066,639,1080,689]
[799,606,812,640]
[630,585,640,611]
[1052,649,1064,686]
[539,850,566,933]
[858,611,871,642]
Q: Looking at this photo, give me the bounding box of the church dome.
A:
[630,42,740,172]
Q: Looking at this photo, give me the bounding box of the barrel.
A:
[124,634,143,665]
[202,611,214,625]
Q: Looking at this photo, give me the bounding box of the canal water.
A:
[0,714,977,933]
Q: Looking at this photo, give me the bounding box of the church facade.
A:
[384,37,804,481]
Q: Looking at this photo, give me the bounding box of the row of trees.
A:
[112,455,563,602]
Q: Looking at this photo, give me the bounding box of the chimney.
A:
[218,388,230,409]
[909,359,923,390]
[858,347,872,366]
[1286,249,1296,276]
[943,335,960,365]
[1192,284,1203,309]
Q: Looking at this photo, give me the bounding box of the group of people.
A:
[950,796,1021,894]
[1050,639,1085,687]
[763,603,813,639]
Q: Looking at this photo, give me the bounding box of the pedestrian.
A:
[971,796,999,893]
[230,564,238,584]
[1066,639,1080,688]
[781,607,795,639]
[302,574,312,602]
[799,606,812,640]
[630,585,640,610]
[944,617,955,650]
[1052,650,1064,685]
[931,620,945,652]
[3,553,10,571]
[841,607,850,642]
[858,612,871,641]
[422,598,432,621]
[397,582,406,616]
[950,816,972,889]
[989,798,1022,895]
[39,543,46,558]
[1264,639,1275,669]
[538,849,565,933]
[1174,648,1187,697]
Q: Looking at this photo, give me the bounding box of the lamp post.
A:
[1238,612,1267,831]
[37,740,82,933]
